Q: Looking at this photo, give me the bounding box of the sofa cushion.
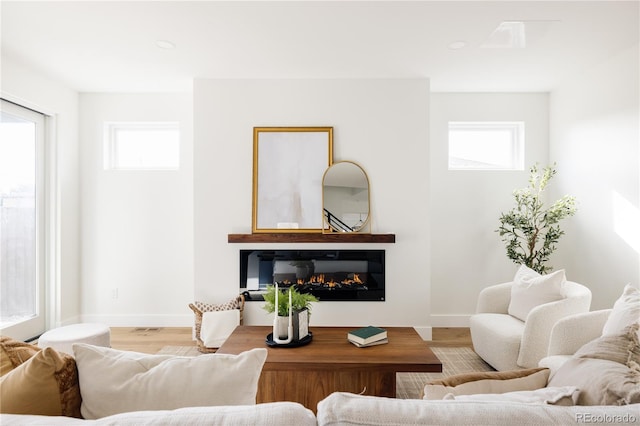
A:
[73,344,267,419]
[538,355,571,378]
[317,392,635,426]
[442,385,579,405]
[508,265,567,321]
[0,347,82,418]
[602,284,640,338]
[469,312,525,371]
[423,368,549,400]
[0,402,317,426]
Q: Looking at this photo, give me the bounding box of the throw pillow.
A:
[574,323,640,367]
[422,367,550,400]
[442,385,579,406]
[549,323,640,405]
[73,344,267,419]
[0,335,40,376]
[548,357,640,405]
[508,264,567,321]
[0,347,82,418]
[602,284,640,337]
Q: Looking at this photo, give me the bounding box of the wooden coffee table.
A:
[216,326,442,412]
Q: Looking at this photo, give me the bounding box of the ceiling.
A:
[1,1,638,93]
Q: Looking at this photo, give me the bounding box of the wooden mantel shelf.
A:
[227,233,395,243]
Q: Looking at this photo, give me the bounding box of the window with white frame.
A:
[448,121,524,170]
[104,122,180,170]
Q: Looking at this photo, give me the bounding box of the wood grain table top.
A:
[217,326,442,373]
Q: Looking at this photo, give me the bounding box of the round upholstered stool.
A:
[38,323,111,357]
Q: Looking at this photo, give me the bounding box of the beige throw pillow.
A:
[574,323,640,366]
[73,344,267,419]
[548,357,640,405]
[508,265,567,321]
[549,324,640,405]
[0,347,82,418]
[422,367,550,400]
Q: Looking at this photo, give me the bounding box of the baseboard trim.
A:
[430,315,471,328]
[79,314,193,327]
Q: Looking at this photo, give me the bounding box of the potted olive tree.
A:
[497,163,577,274]
[263,285,318,343]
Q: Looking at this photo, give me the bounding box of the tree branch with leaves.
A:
[497,164,577,274]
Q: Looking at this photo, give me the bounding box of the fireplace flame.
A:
[275,272,366,290]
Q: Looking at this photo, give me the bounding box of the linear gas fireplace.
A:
[239,249,385,302]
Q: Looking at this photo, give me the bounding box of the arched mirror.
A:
[322,161,370,233]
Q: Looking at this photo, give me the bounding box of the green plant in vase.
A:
[497,163,577,274]
[262,285,318,316]
[263,285,318,342]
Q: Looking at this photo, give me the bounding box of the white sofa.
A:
[4,394,637,426]
[2,302,638,426]
[0,403,317,425]
[317,392,639,426]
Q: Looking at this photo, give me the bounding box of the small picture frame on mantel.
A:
[252,127,333,233]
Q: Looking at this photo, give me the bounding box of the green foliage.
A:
[262,285,318,316]
[497,164,577,274]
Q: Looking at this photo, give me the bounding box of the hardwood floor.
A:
[431,327,473,347]
[110,327,472,354]
[110,327,193,354]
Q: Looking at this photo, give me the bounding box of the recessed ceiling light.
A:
[448,41,467,50]
[156,40,175,49]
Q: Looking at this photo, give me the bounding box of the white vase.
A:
[275,308,309,341]
[275,315,290,340]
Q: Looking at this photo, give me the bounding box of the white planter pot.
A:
[275,308,309,341]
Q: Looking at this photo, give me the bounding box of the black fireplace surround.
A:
[239,249,385,302]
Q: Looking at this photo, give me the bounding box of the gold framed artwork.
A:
[252,127,333,233]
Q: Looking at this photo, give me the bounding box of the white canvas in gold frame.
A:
[252,127,333,233]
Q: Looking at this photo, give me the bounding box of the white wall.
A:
[429,93,550,326]
[1,55,80,327]
[550,44,640,309]
[194,79,432,337]
[79,93,194,326]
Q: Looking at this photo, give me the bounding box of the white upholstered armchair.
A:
[538,309,612,375]
[470,280,592,371]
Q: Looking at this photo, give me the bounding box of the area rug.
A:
[396,346,494,399]
[156,345,494,400]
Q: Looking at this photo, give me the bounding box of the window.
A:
[104,122,180,170]
[448,121,524,170]
[0,99,46,340]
